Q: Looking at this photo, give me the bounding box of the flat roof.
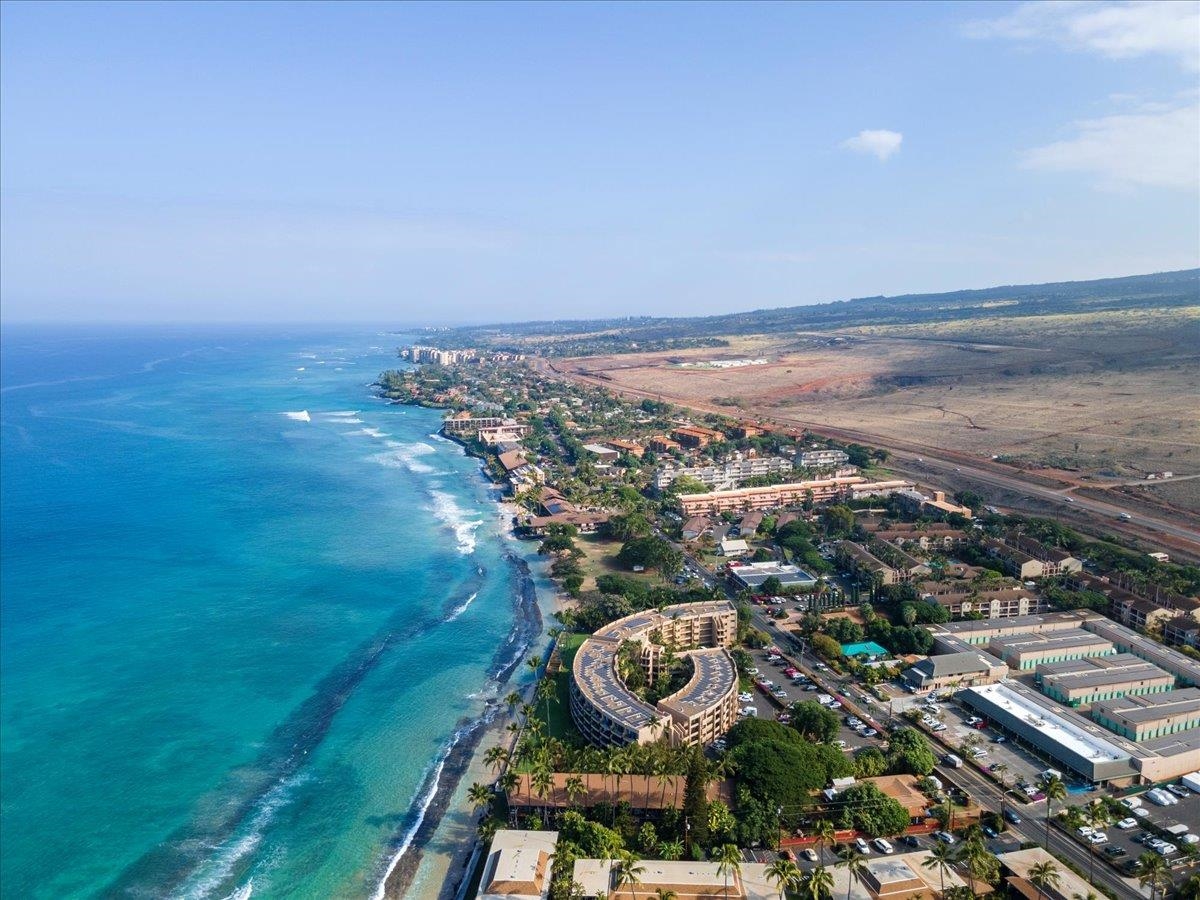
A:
[1092,687,1200,725]
[990,628,1112,656]
[1038,653,1173,691]
[572,637,661,731]
[937,611,1096,635]
[1141,729,1200,757]
[962,683,1131,765]
[727,561,818,588]
[1082,618,1200,684]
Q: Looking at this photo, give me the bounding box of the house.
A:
[647,435,682,453]
[903,651,1008,692]
[718,538,750,557]
[523,512,611,536]
[602,438,644,458]
[739,511,765,536]
[681,516,711,540]
[581,443,619,463]
[997,848,1096,900]
[476,829,557,900]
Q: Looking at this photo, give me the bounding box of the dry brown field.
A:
[558,307,1200,494]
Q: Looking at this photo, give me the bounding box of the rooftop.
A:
[1037,653,1173,691]
[658,648,737,715]
[962,683,1131,765]
[912,651,1004,678]
[1091,687,1200,725]
[989,628,1112,656]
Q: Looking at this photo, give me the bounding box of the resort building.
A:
[442,414,511,435]
[902,651,1008,692]
[569,601,739,748]
[981,535,1082,580]
[836,541,929,586]
[505,773,733,812]
[476,829,558,900]
[1164,615,1200,650]
[726,560,819,592]
[1037,653,1175,707]
[847,480,917,501]
[873,524,966,551]
[477,422,533,445]
[987,629,1113,671]
[674,477,920,515]
[1091,688,1200,741]
[652,456,794,492]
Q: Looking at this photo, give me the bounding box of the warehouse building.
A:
[987,629,1114,671]
[1080,617,1200,687]
[1037,653,1175,707]
[726,560,819,592]
[1091,688,1200,741]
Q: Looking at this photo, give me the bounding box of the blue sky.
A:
[2,1,1197,323]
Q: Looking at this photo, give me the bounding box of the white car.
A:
[1147,789,1177,806]
[1116,818,1138,829]
[747,667,760,676]
[1087,833,1108,845]
[739,706,758,717]
[855,838,871,855]
[1119,797,1142,809]
[872,838,894,855]
[932,723,947,732]
[1167,784,1191,798]
[1077,826,1094,837]
[739,692,753,703]
[1182,834,1200,846]
[1132,807,1151,818]
[965,716,982,726]
[1158,843,1177,856]
[802,848,820,862]
[934,831,957,845]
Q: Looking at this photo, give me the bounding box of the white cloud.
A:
[965,1,1200,71]
[840,129,903,161]
[1021,101,1200,190]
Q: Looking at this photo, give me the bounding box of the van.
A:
[944,754,963,768]
[1040,769,1063,783]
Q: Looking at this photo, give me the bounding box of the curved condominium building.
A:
[570,600,739,748]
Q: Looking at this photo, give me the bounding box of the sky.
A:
[1,0,1198,324]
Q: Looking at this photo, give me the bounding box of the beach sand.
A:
[381,499,564,899]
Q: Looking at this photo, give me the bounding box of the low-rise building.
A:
[670,424,726,448]
[602,438,644,458]
[898,489,974,520]
[653,456,794,492]
[798,448,850,468]
[647,434,682,454]
[998,848,1096,900]
[681,516,711,540]
[920,588,1047,620]
[1164,615,1200,649]
[902,651,1008,692]
[726,560,818,592]
[982,535,1082,580]
[1081,616,1200,687]
[1037,653,1175,707]
[476,829,557,900]
[581,443,619,463]
[718,538,749,557]
[987,628,1114,671]
[1091,688,1200,741]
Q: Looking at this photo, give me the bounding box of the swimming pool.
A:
[841,640,889,658]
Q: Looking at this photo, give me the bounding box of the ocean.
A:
[0,325,545,899]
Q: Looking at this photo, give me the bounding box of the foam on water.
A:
[370,441,441,475]
[445,591,479,622]
[282,411,311,423]
[429,489,483,555]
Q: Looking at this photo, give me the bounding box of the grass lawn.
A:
[526,632,587,751]
[573,534,664,592]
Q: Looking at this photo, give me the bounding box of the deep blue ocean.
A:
[0,326,542,899]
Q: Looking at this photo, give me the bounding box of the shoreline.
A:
[371,412,563,899]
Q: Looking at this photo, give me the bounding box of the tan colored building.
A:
[998,848,1094,900]
[477,829,558,900]
[570,601,739,747]
[676,476,868,515]
[506,773,733,811]
[647,435,682,453]
[671,424,726,448]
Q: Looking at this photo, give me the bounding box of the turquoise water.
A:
[840,641,889,658]
[0,326,542,899]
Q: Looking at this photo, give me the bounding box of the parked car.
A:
[1087,833,1108,845]
[1116,817,1138,829]
[982,825,999,838]
[1103,846,1127,859]
[902,835,921,848]
[1004,810,1022,825]
[855,838,872,855]
[934,831,957,845]
[801,848,819,862]
[1167,784,1191,798]
[1119,796,1142,809]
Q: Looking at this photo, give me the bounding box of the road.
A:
[550,360,1200,561]
[935,759,1142,900]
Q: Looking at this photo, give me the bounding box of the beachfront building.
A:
[1037,653,1175,707]
[569,601,739,748]
[476,829,558,900]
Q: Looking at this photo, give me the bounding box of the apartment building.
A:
[673,476,903,515]
[921,587,1047,620]
[647,435,682,454]
[653,456,794,491]
[670,425,725,448]
[798,448,850,468]
[837,541,930,586]
[1164,615,1200,650]
[983,535,1082,580]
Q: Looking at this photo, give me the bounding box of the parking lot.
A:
[742,646,886,754]
[1061,784,1200,876]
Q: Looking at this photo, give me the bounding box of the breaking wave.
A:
[429,490,483,555]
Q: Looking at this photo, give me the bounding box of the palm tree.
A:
[814,819,837,866]
[498,769,519,797]
[654,891,679,900]
[1072,893,1100,900]
[659,839,684,861]
[1042,775,1067,851]
[992,762,1009,788]
[801,865,833,900]
[612,852,646,900]
[1084,799,1110,883]
[467,782,493,816]
[526,655,541,680]
[484,745,510,774]
[536,677,557,730]
[531,764,554,826]
[504,690,523,716]
[766,858,802,900]
[564,773,586,809]
[835,845,869,900]
[1028,860,1060,900]
[715,843,742,900]
[1177,873,1200,900]
[1136,852,1170,900]
[923,841,956,898]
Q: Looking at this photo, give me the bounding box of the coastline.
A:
[371,402,563,900]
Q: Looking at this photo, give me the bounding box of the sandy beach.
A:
[380,498,563,900]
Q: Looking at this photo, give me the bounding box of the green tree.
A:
[1028,860,1061,900]
[1041,775,1067,852]
[835,783,910,837]
[836,845,870,900]
[814,819,837,867]
[766,858,802,900]
[800,865,833,900]
[922,841,957,897]
[790,701,841,743]
[612,852,646,900]
[682,747,711,853]
[885,728,936,776]
[715,843,742,900]
[467,782,494,815]
[1136,852,1171,900]
[852,746,887,778]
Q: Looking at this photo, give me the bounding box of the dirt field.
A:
[558,307,1200,505]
